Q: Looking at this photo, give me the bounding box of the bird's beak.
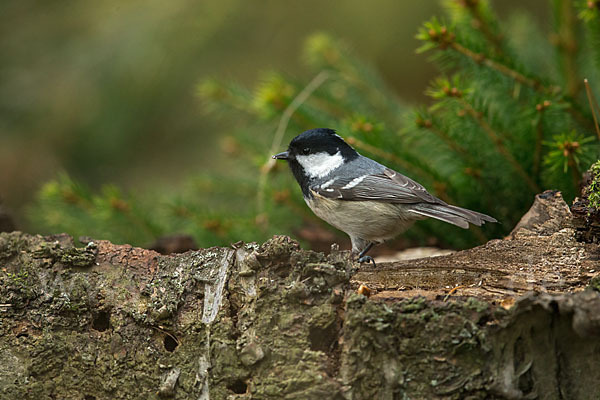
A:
[272,151,289,160]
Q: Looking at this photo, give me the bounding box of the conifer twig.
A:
[417,115,485,177]
[459,100,541,193]
[533,101,551,183]
[460,0,505,58]
[450,40,597,132]
[445,39,591,134]
[567,154,581,193]
[420,120,487,186]
[257,71,329,217]
[533,116,544,183]
[420,119,472,161]
[584,78,600,140]
[553,0,579,98]
[450,42,550,93]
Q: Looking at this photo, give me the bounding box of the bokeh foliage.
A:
[31,0,600,249]
[1,0,440,212]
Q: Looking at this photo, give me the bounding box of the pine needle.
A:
[584,78,600,141]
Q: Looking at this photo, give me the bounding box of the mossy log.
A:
[1,191,600,399]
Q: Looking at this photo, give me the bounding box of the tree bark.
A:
[1,190,599,399]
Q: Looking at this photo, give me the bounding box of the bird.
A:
[272,128,497,265]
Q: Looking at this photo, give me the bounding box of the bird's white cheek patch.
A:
[296,151,343,178]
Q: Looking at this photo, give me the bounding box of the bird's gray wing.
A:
[312,167,444,204]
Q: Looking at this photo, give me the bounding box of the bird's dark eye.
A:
[302,148,310,155]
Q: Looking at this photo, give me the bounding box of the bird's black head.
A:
[272,128,358,196]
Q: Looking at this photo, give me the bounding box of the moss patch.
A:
[587,160,600,210]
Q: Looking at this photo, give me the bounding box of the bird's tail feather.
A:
[408,204,497,229]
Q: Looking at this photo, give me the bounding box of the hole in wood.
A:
[163,334,178,352]
[308,324,338,353]
[91,310,110,332]
[227,379,248,394]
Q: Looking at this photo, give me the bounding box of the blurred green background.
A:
[5,0,586,253]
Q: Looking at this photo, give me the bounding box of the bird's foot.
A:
[357,255,376,267]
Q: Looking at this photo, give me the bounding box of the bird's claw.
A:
[357,255,376,267]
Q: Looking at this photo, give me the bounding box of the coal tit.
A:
[272,128,497,265]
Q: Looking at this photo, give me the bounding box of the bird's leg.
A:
[357,242,376,267]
